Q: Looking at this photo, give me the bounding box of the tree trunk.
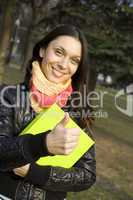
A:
[0,0,16,60]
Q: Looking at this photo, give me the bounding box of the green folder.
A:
[21,104,95,168]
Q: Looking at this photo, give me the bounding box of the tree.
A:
[0,0,17,59]
[48,0,133,87]
[1,0,133,87]
[0,0,61,67]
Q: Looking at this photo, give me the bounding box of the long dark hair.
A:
[24,24,94,130]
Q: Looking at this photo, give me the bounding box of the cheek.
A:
[41,52,56,72]
[44,52,58,64]
[70,66,78,76]
[64,67,78,80]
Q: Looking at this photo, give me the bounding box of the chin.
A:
[48,76,60,83]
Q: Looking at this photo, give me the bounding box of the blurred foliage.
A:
[62,1,133,86]
[28,0,133,86]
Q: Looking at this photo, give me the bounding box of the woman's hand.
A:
[46,113,80,155]
[13,164,30,177]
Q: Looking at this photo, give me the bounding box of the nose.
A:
[58,57,68,70]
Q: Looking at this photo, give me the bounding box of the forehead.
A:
[48,35,82,57]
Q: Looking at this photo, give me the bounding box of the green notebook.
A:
[21,104,95,168]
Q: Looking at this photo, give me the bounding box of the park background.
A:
[0,0,133,199]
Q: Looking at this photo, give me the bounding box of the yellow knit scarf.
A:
[29,61,71,113]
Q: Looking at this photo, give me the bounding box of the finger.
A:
[62,142,78,151]
[63,143,78,155]
[13,169,20,175]
[13,168,20,172]
[64,134,79,143]
[57,112,69,127]
[67,128,80,136]
[67,142,78,148]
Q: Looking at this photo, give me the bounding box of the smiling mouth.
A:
[52,66,66,77]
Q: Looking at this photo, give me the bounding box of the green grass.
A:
[68,86,133,200]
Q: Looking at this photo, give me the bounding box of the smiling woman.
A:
[40,36,81,83]
[0,24,96,200]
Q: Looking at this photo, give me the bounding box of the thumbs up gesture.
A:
[46,113,80,155]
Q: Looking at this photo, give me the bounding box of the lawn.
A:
[68,86,133,200]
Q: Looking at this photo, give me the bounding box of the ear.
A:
[39,48,45,58]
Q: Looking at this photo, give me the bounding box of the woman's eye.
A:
[55,49,63,56]
[71,58,80,65]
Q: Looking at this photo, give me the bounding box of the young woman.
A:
[0,25,96,200]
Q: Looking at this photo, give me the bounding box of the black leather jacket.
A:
[0,83,96,200]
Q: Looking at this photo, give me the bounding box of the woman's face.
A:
[39,35,82,83]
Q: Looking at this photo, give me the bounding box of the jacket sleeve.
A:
[25,144,96,192]
[0,95,50,171]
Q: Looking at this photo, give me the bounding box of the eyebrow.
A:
[55,45,81,59]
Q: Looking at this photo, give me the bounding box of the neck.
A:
[29,61,73,112]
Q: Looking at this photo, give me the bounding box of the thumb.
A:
[58,112,70,127]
